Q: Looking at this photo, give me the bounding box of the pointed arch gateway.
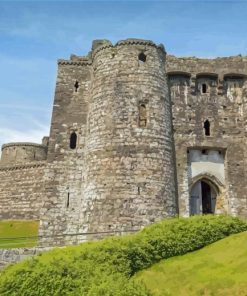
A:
[189,173,223,215]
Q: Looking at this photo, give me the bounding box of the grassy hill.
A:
[0,220,39,248]
[135,231,247,296]
[0,215,247,295]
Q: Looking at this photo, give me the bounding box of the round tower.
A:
[1,142,47,165]
[83,39,177,233]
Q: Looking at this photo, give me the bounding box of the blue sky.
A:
[0,0,247,149]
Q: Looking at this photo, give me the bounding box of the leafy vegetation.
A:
[0,220,39,248]
[135,230,247,296]
[0,215,246,295]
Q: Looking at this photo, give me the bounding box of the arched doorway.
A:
[190,179,217,215]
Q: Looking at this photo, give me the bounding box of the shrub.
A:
[0,215,246,296]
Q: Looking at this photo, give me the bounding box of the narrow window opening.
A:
[137,186,140,195]
[70,132,77,149]
[202,83,207,93]
[139,104,147,127]
[74,80,79,92]
[204,120,210,136]
[66,193,70,208]
[138,52,146,63]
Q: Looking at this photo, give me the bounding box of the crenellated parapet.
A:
[58,56,92,66]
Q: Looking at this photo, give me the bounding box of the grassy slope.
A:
[135,231,247,296]
[1,216,247,295]
[0,220,39,248]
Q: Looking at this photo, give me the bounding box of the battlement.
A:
[57,38,166,67]
[167,55,247,78]
[58,56,92,66]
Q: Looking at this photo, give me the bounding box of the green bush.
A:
[0,215,246,296]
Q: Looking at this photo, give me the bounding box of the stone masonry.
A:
[0,247,53,269]
[0,39,247,246]
[167,55,247,218]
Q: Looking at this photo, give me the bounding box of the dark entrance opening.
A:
[190,179,217,215]
[201,181,212,214]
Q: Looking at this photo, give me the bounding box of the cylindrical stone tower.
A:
[83,39,177,233]
[1,142,47,165]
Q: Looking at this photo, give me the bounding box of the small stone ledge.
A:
[0,247,53,269]
[0,161,47,171]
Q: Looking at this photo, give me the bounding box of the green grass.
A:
[0,220,39,248]
[135,231,247,296]
[1,215,247,296]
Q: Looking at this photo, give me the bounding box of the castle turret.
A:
[1,142,47,165]
[83,39,177,232]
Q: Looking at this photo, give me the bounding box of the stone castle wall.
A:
[167,55,247,217]
[0,162,46,219]
[38,49,92,245]
[0,141,48,220]
[0,39,247,247]
[39,39,177,246]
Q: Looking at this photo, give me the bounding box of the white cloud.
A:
[0,107,51,157]
[0,53,53,155]
[0,125,49,157]
[0,103,50,112]
[0,126,48,145]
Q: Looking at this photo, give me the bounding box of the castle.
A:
[1,39,247,246]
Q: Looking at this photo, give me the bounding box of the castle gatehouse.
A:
[1,39,247,246]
